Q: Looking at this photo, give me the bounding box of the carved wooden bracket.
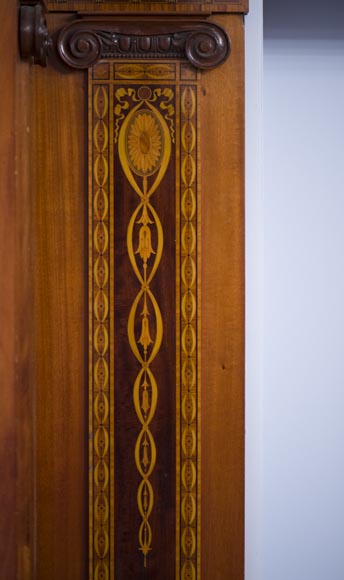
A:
[19,3,231,70]
[19,3,51,67]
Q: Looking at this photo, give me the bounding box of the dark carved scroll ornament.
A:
[57,21,230,70]
[19,3,231,71]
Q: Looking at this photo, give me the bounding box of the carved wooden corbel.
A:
[19,2,231,70]
[19,2,51,67]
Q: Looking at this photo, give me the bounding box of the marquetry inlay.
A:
[180,84,199,580]
[117,86,172,564]
[89,83,115,580]
[89,60,200,579]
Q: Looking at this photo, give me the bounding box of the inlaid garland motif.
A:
[89,61,200,579]
[116,86,173,565]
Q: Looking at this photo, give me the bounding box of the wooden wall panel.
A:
[15,8,245,580]
[0,3,17,577]
[0,2,35,578]
[16,57,35,580]
[33,20,88,577]
[201,14,245,579]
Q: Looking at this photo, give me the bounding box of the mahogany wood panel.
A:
[0,2,17,578]
[33,16,88,576]
[26,11,244,580]
[0,2,35,579]
[16,56,35,580]
[200,14,245,580]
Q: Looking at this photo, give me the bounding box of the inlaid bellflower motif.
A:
[136,205,155,263]
[138,298,153,352]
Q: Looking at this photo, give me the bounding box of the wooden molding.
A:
[46,0,248,15]
[19,5,230,70]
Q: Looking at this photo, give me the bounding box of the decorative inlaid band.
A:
[89,84,114,580]
[180,85,199,580]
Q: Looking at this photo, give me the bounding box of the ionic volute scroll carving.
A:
[19,2,231,71]
[56,20,231,70]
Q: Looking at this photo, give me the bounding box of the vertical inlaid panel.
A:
[89,61,200,579]
[180,84,200,580]
[89,82,114,580]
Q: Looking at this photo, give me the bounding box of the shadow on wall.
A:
[264,0,344,39]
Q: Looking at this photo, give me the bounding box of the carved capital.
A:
[19,5,231,71]
[57,20,230,70]
[19,3,51,67]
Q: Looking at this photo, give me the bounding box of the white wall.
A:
[245,1,264,579]
[246,1,344,579]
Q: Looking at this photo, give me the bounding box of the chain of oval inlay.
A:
[180,85,198,580]
[92,85,111,580]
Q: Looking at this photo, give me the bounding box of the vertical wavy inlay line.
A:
[117,88,172,566]
[92,85,111,580]
[180,85,198,580]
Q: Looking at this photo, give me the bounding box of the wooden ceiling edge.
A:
[44,1,249,15]
[19,0,248,15]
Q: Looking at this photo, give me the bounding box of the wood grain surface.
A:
[0,3,17,578]
[34,15,88,577]
[0,2,35,578]
[16,55,35,580]
[200,14,245,580]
